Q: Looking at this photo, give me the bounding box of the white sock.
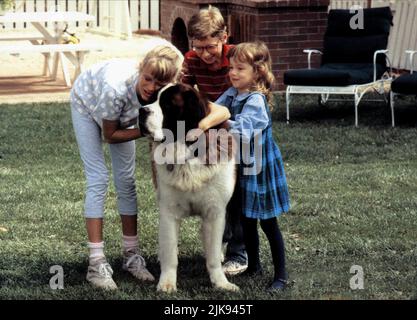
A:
[122,235,138,254]
[88,241,105,264]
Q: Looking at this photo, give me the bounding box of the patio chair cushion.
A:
[322,7,393,66]
[322,35,389,65]
[284,63,386,86]
[326,7,393,37]
[391,73,417,95]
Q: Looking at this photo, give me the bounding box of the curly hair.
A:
[227,41,275,110]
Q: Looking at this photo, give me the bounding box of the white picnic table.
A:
[0,11,102,87]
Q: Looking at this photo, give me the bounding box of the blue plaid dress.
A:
[216,87,290,219]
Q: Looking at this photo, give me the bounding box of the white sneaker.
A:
[222,260,248,276]
[86,259,118,290]
[122,250,155,282]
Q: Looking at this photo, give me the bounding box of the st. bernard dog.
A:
[139,83,239,293]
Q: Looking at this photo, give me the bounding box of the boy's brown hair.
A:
[187,5,226,40]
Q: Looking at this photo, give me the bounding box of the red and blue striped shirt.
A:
[181,44,233,102]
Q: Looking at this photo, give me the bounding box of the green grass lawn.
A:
[0,95,416,300]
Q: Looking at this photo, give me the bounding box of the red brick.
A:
[308,33,325,40]
[289,48,302,55]
[278,13,301,21]
[279,56,302,63]
[291,35,309,41]
[258,29,282,36]
[288,20,309,28]
[299,27,319,34]
[305,12,320,19]
[301,41,324,48]
[277,41,301,49]
[308,19,327,27]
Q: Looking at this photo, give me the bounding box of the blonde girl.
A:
[215,41,290,291]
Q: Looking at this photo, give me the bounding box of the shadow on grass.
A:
[0,253,288,300]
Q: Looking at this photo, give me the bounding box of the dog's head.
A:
[139,83,209,142]
[139,83,234,165]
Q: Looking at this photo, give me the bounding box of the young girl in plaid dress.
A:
[215,42,290,291]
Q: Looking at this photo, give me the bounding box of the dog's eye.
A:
[139,107,151,117]
[172,94,184,108]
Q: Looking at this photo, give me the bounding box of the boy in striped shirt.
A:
[182,6,233,102]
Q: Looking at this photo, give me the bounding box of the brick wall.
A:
[160,1,198,39]
[256,5,329,90]
[160,0,330,91]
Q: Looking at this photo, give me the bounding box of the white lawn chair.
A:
[284,7,394,127]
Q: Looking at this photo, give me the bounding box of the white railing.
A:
[387,0,417,70]
[329,0,395,10]
[329,0,369,10]
[1,0,160,38]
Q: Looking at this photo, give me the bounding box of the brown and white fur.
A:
[139,84,238,293]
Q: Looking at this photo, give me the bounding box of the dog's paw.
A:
[157,281,177,293]
[214,281,240,292]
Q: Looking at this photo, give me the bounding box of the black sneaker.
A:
[267,278,288,292]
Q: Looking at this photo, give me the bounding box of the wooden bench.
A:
[0,43,103,86]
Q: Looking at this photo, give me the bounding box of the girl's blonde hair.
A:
[227,42,275,109]
[187,5,227,40]
[139,45,183,83]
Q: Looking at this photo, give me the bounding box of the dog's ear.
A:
[182,87,208,126]
[159,86,181,117]
[158,86,184,139]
